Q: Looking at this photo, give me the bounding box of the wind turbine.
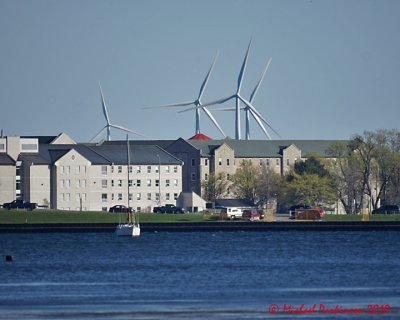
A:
[142,52,226,137]
[91,82,145,142]
[181,40,278,140]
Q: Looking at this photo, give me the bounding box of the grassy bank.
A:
[1,209,399,224]
[0,210,220,224]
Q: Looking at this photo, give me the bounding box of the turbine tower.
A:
[142,52,226,137]
[91,82,145,142]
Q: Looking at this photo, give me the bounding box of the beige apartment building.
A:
[0,134,183,212]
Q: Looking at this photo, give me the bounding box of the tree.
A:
[232,160,258,205]
[201,172,230,203]
[279,156,336,210]
[255,165,281,208]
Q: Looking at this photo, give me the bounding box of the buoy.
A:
[5,255,15,262]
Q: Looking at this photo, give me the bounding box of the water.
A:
[0,231,399,319]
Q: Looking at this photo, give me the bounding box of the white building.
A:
[0,134,183,212]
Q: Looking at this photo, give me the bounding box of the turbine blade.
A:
[237,39,252,93]
[249,109,272,140]
[142,101,195,109]
[249,57,272,102]
[202,107,226,137]
[209,107,236,112]
[178,95,235,113]
[111,124,147,138]
[198,50,220,102]
[90,126,107,142]
[98,82,111,125]
[238,95,280,137]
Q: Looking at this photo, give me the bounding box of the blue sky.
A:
[1,0,399,142]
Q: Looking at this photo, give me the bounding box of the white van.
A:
[221,207,242,220]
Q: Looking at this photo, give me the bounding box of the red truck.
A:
[294,208,324,220]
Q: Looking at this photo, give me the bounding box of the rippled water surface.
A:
[1,231,399,319]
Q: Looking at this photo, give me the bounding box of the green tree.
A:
[255,165,281,208]
[201,172,230,202]
[232,160,258,204]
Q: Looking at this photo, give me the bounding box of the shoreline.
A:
[1,221,400,233]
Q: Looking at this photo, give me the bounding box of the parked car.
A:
[288,205,311,219]
[242,209,263,221]
[2,200,38,211]
[153,204,184,214]
[372,205,400,214]
[109,205,134,213]
[293,208,324,220]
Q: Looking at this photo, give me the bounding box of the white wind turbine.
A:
[91,82,146,142]
[212,57,279,140]
[142,52,226,137]
[181,40,278,140]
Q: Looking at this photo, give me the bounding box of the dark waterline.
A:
[1,231,399,319]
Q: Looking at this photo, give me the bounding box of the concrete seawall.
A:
[1,221,400,233]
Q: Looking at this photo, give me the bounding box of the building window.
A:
[66,166,70,174]
[136,193,141,200]
[118,166,122,173]
[155,179,159,187]
[102,180,107,188]
[76,166,80,174]
[76,180,80,188]
[218,158,222,166]
[259,159,263,166]
[111,166,114,174]
[173,166,178,173]
[128,180,133,187]
[60,180,64,188]
[111,193,115,201]
[191,173,196,181]
[227,174,230,180]
[147,179,151,187]
[65,193,70,201]
[191,158,195,166]
[82,180,86,188]
[155,193,160,201]
[227,159,230,166]
[174,193,178,200]
[165,179,170,187]
[129,166,133,173]
[101,166,107,175]
[81,193,86,201]
[129,193,133,201]
[204,158,208,166]
[287,159,290,166]
[60,166,64,174]
[111,180,115,187]
[166,193,170,201]
[147,166,151,173]
[136,166,141,173]
[16,181,21,191]
[118,193,123,201]
[266,159,270,166]
[118,180,122,187]
[276,159,280,166]
[165,166,170,173]
[136,179,141,187]
[66,180,70,188]
[147,193,151,200]
[173,179,178,186]
[205,173,208,181]
[155,165,159,174]
[101,194,107,202]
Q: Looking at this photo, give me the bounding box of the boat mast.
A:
[127,135,133,224]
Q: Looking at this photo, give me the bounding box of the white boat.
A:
[116,221,140,237]
[116,135,141,237]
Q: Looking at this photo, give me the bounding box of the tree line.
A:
[201,129,400,214]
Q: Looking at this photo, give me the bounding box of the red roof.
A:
[189,133,212,140]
